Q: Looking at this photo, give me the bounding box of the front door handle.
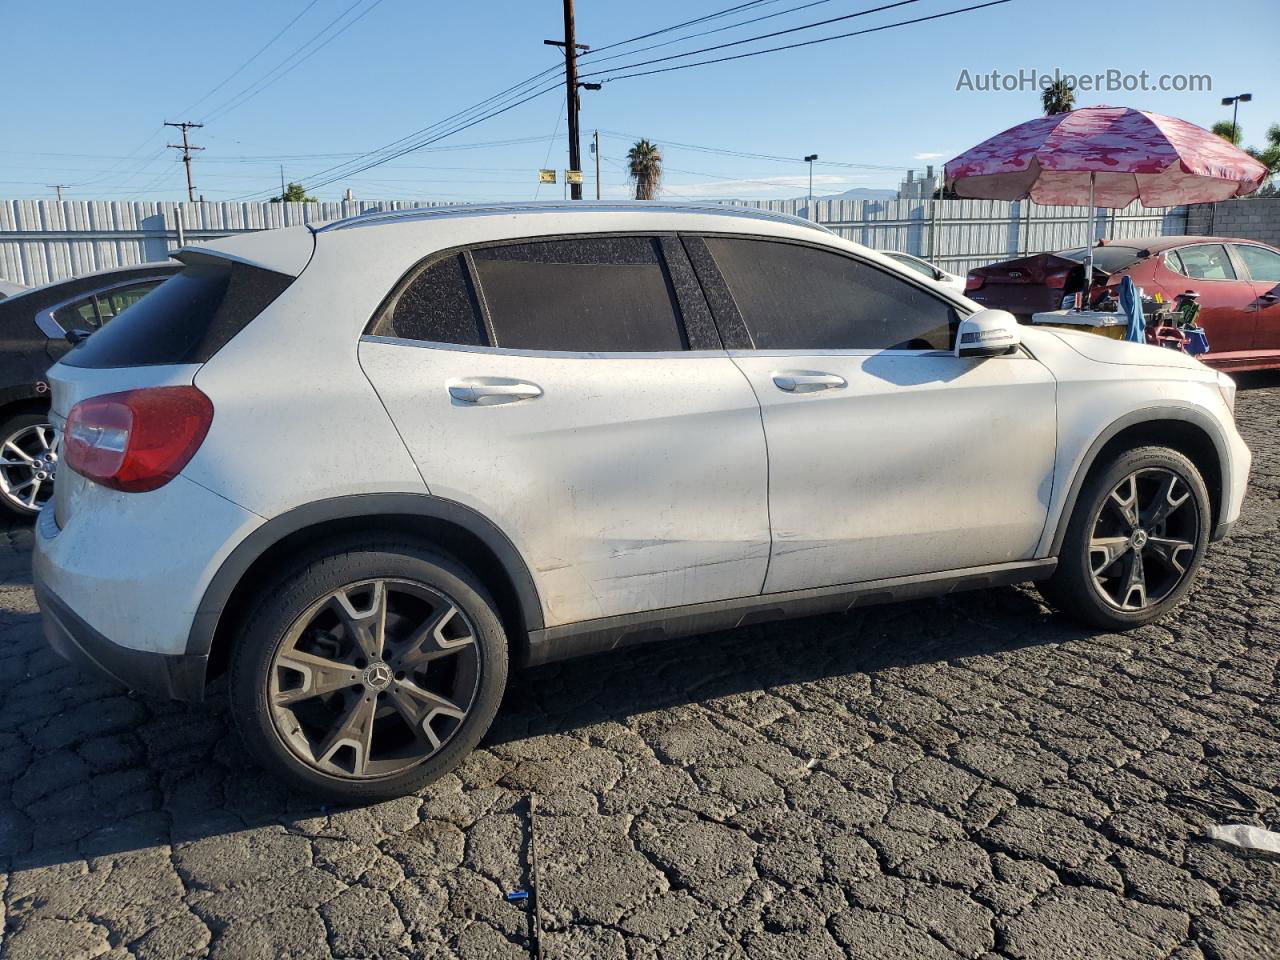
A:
[448,378,543,405]
[772,371,847,393]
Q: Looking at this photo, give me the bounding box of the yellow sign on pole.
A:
[566,170,584,185]
[538,169,556,184]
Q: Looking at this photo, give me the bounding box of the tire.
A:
[229,536,508,802]
[0,411,56,518]
[1041,445,1211,631]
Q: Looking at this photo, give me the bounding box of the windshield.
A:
[1056,246,1145,272]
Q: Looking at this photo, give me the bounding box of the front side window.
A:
[471,237,687,352]
[705,237,956,350]
[1171,244,1236,281]
[1233,244,1280,284]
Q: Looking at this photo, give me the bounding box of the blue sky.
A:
[2,0,1276,203]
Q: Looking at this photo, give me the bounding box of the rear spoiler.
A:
[175,225,315,278]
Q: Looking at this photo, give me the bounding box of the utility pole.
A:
[165,121,204,202]
[46,184,68,201]
[594,130,601,200]
[280,164,288,202]
[545,1,590,200]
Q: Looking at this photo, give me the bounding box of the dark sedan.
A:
[0,263,180,515]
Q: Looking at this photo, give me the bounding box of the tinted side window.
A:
[706,237,956,350]
[368,253,488,346]
[471,237,686,352]
[1173,244,1236,281]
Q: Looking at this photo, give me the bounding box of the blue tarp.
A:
[1118,275,1145,343]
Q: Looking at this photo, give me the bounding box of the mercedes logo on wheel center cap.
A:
[362,662,393,691]
[1131,529,1149,549]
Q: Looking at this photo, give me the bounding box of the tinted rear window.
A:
[61,262,293,368]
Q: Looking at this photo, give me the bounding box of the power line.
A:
[229,63,566,199]
[599,130,904,171]
[578,0,837,69]
[585,0,784,55]
[201,0,392,124]
[588,0,1012,83]
[581,0,924,79]
[175,0,325,117]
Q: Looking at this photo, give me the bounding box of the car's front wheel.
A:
[1041,446,1211,630]
[229,538,508,801]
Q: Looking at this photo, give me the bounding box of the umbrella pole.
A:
[1080,172,1096,311]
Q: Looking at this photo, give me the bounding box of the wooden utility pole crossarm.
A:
[165,121,205,202]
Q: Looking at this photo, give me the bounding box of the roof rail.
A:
[311,200,833,235]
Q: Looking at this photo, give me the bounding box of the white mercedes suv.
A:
[33,203,1250,801]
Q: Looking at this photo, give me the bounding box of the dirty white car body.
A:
[32,201,1250,799]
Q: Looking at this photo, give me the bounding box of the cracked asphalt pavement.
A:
[1,379,1278,960]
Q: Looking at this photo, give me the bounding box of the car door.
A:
[1231,243,1280,357]
[1163,243,1257,355]
[685,234,1057,595]
[358,234,770,628]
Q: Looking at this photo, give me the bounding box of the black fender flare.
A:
[1047,402,1233,556]
[185,493,545,658]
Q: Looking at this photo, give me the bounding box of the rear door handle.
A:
[772,371,847,393]
[448,378,543,405]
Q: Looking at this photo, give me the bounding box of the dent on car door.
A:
[685,234,1057,593]
[1165,244,1258,355]
[1232,243,1280,354]
[357,235,771,628]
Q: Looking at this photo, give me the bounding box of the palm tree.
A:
[1041,78,1075,116]
[627,139,662,200]
[1247,124,1280,177]
[1212,121,1242,146]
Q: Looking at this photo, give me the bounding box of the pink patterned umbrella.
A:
[945,106,1267,309]
[945,105,1267,207]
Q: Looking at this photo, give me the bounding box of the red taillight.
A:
[64,386,213,493]
[965,274,984,292]
[1046,271,1069,289]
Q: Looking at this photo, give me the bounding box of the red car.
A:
[965,236,1280,372]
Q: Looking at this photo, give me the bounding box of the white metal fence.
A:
[0,197,1190,288]
[725,197,1190,275]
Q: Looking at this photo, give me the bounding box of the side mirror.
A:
[955,309,1020,358]
[65,328,93,345]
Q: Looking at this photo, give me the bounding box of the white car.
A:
[881,250,966,294]
[34,202,1250,801]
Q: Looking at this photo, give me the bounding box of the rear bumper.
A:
[36,575,207,701]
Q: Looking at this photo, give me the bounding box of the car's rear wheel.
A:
[1041,446,1211,630]
[229,538,508,801]
[0,412,57,517]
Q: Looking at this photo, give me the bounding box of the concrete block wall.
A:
[1185,197,1280,246]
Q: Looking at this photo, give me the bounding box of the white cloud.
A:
[913,152,948,161]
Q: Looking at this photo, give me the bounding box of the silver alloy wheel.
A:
[0,423,58,514]
[1088,467,1200,612]
[268,578,482,779]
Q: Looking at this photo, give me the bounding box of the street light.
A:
[1221,93,1252,146]
[577,83,603,199]
[804,154,818,220]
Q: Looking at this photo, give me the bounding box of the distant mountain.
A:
[813,187,898,201]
